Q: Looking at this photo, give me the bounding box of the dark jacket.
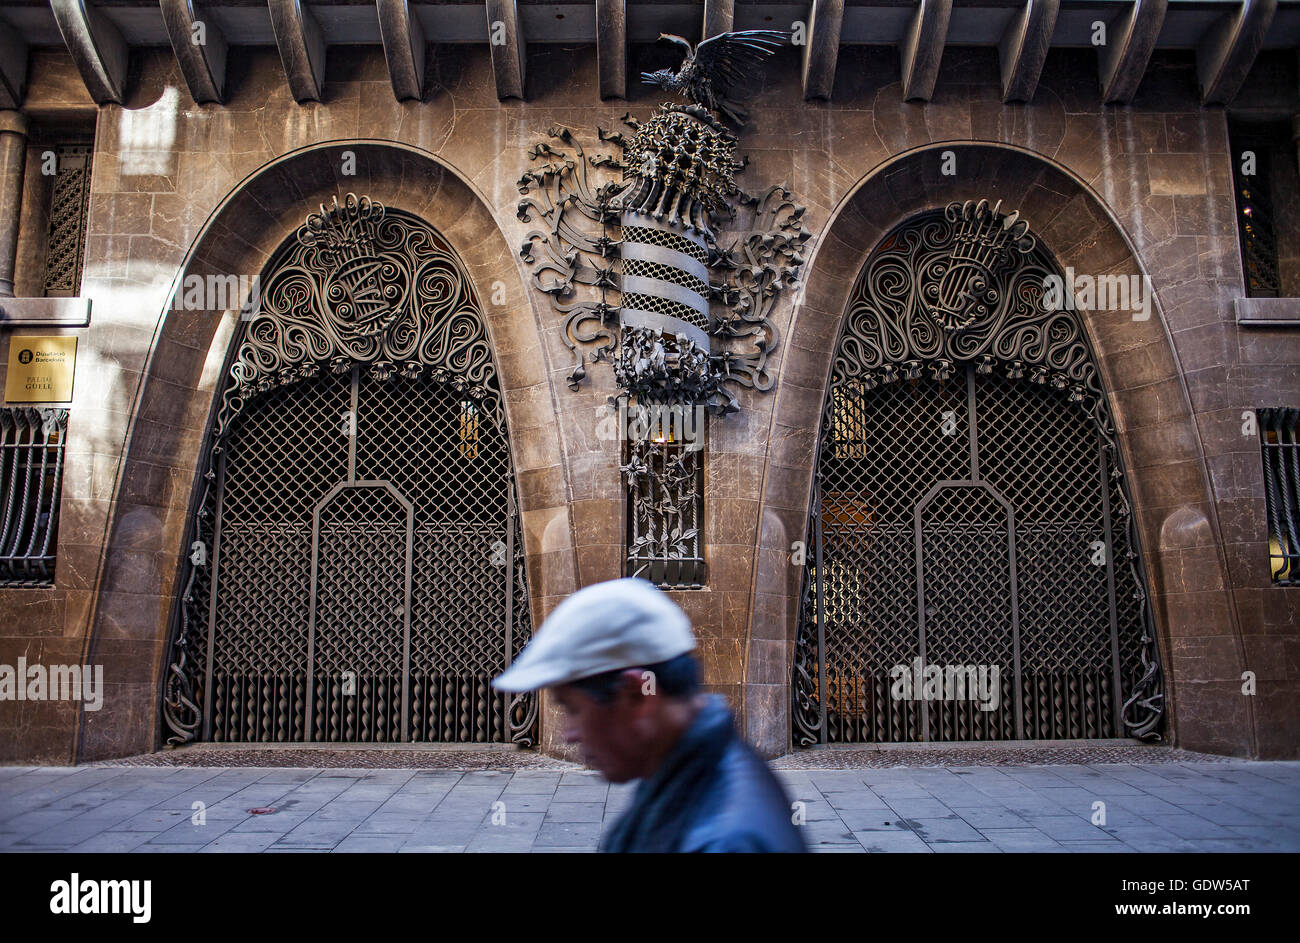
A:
[600,695,808,853]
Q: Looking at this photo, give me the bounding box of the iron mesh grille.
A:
[204,368,530,743]
[620,292,710,330]
[799,368,1147,742]
[917,484,1017,742]
[622,225,709,262]
[622,258,710,296]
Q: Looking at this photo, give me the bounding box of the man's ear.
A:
[616,669,648,711]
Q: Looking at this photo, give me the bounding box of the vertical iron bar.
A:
[503,487,516,668]
[813,474,828,744]
[202,452,227,742]
[0,413,21,562]
[966,365,979,481]
[32,412,68,574]
[305,495,325,743]
[1006,500,1024,740]
[12,413,37,577]
[914,495,929,742]
[347,367,359,484]
[401,497,414,742]
[1097,435,1124,735]
[19,412,53,566]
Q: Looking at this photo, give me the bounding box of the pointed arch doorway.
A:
[793,201,1165,745]
[161,195,536,745]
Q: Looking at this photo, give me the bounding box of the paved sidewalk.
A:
[2,759,1297,852]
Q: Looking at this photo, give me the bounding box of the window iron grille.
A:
[623,400,706,589]
[1230,135,1281,298]
[1259,407,1300,585]
[43,145,93,297]
[0,407,69,586]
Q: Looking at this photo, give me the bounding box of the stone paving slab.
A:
[0,759,1296,853]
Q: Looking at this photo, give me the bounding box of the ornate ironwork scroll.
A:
[517,120,809,414]
[162,194,536,746]
[517,34,809,587]
[794,201,1165,745]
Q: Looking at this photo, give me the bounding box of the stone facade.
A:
[1,40,1297,764]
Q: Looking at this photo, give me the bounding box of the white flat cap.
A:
[492,578,696,692]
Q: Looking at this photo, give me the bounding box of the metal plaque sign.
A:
[4,335,78,403]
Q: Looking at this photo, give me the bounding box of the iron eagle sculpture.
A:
[641,29,788,126]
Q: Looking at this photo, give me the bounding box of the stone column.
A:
[0,110,27,297]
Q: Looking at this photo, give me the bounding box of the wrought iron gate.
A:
[793,201,1164,744]
[163,195,535,745]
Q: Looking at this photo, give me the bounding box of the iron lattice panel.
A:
[976,373,1120,739]
[204,368,531,743]
[355,375,523,741]
[622,258,710,297]
[817,377,968,742]
[620,292,710,331]
[621,225,709,262]
[311,486,409,743]
[209,373,350,742]
[917,484,1017,742]
[1230,138,1281,298]
[43,146,92,296]
[799,368,1145,743]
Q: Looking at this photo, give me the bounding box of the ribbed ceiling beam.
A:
[160,0,227,104]
[377,0,425,101]
[268,0,327,103]
[597,0,626,99]
[1098,0,1167,104]
[900,0,952,102]
[486,0,526,100]
[802,0,844,101]
[1198,0,1278,105]
[999,0,1060,103]
[50,0,129,105]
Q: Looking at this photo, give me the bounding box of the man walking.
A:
[492,577,807,853]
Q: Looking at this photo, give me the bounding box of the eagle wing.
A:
[691,29,787,100]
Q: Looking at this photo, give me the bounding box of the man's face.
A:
[552,674,648,783]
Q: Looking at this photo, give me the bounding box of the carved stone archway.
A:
[792,200,1163,745]
[162,195,537,745]
[745,143,1244,758]
[76,143,574,761]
